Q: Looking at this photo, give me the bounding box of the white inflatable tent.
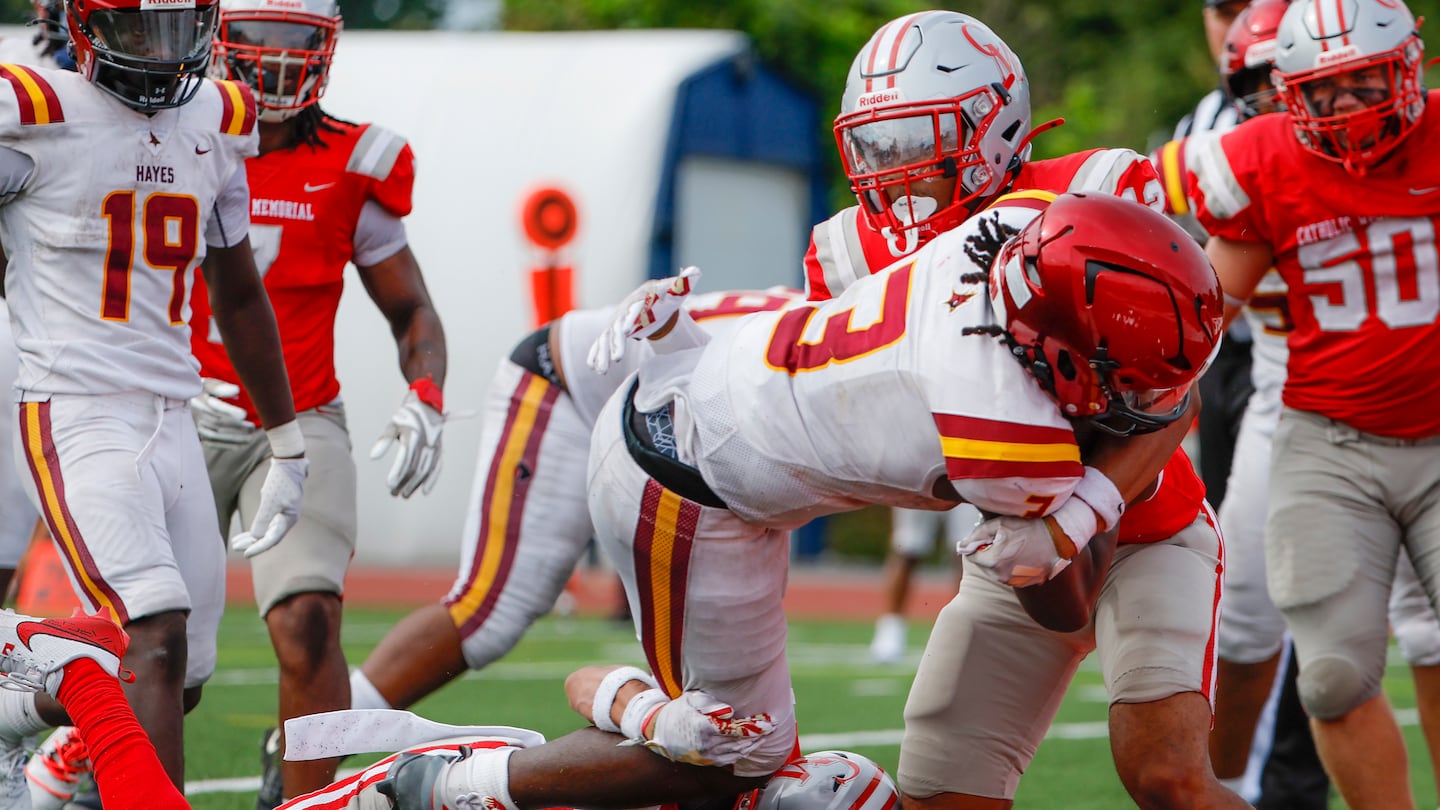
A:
[315,30,824,565]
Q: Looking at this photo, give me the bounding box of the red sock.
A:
[55,659,189,810]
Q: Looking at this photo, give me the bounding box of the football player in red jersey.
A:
[185,0,447,804]
[1191,0,1440,806]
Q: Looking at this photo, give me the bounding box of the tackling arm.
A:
[1206,235,1275,328]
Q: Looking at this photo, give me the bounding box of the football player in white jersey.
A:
[534,192,1236,810]
[344,289,803,715]
[0,0,71,624]
[0,0,305,791]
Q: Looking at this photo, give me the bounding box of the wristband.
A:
[591,666,658,733]
[410,375,445,413]
[265,420,306,459]
[1071,466,1125,531]
[620,688,670,741]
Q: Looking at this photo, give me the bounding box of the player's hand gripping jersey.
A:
[802,148,1164,301]
[1190,90,1440,439]
[190,121,414,421]
[652,200,1089,530]
[0,66,257,399]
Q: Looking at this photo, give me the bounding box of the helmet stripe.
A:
[863,11,928,92]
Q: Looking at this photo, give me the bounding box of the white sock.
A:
[349,669,392,711]
[443,747,518,810]
[0,689,48,744]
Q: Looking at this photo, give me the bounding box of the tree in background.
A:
[504,0,1219,208]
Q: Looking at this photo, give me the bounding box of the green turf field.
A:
[179,607,1436,809]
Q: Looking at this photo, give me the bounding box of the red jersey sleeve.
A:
[347,123,415,218]
[802,234,831,301]
[1186,124,1270,244]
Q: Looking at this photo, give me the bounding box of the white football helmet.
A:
[1272,0,1425,172]
[211,0,341,122]
[736,751,899,810]
[835,11,1033,250]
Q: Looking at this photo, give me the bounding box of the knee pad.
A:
[1297,654,1381,720]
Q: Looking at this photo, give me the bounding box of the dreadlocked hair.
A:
[962,213,1021,271]
[293,106,354,150]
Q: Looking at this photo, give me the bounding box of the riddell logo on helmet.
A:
[857,90,904,107]
[139,0,195,7]
[1316,45,1361,67]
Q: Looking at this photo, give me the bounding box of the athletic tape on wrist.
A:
[1072,466,1124,531]
[410,375,445,413]
[620,688,670,742]
[265,420,305,459]
[591,667,658,734]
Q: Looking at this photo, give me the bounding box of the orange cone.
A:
[16,524,81,617]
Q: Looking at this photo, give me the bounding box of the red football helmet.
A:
[988,194,1224,436]
[211,0,340,122]
[734,751,899,810]
[1272,0,1426,172]
[65,0,217,111]
[1222,0,1291,119]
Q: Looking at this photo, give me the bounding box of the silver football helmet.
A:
[1272,0,1425,172]
[835,11,1033,250]
[736,751,900,810]
[211,0,341,122]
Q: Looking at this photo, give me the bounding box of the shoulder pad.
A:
[346,124,409,182]
[0,64,63,126]
[212,80,257,137]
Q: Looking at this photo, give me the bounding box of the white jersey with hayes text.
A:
[0,66,257,400]
[648,203,1082,528]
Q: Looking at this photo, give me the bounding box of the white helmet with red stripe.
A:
[1272,0,1425,172]
[210,0,341,122]
[735,751,899,810]
[835,11,1032,251]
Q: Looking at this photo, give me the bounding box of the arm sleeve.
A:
[0,145,32,204]
[205,163,251,248]
[352,199,408,266]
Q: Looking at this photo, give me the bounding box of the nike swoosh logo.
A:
[937,63,968,73]
[194,146,211,155]
[304,182,336,192]
[1410,186,1440,195]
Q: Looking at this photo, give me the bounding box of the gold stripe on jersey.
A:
[217,80,250,136]
[1159,140,1189,215]
[982,190,1057,212]
[0,64,62,125]
[939,435,1080,465]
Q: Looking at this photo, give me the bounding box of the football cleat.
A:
[376,749,470,810]
[0,610,132,695]
[26,725,89,810]
[868,615,906,665]
[255,727,282,810]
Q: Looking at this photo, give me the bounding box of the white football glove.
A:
[230,455,308,558]
[587,266,701,375]
[370,390,445,498]
[191,378,256,444]
[957,467,1124,587]
[626,690,775,767]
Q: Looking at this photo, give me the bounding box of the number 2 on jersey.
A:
[100,191,200,324]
